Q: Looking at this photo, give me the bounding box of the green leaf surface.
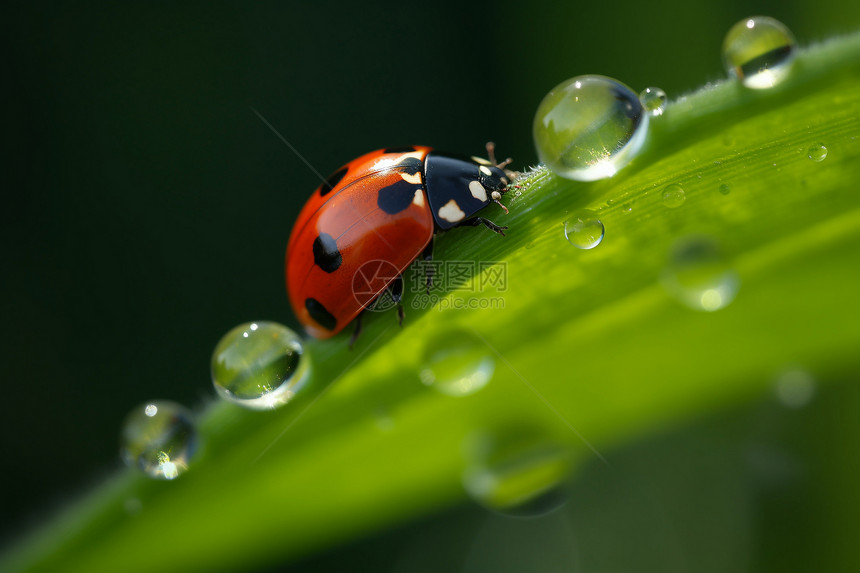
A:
[4,32,860,573]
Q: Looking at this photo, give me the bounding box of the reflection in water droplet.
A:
[661,237,739,311]
[807,143,828,162]
[564,210,605,249]
[722,16,797,89]
[420,330,494,397]
[120,400,198,480]
[211,321,309,410]
[774,369,816,408]
[662,184,686,208]
[639,87,667,116]
[463,428,574,517]
[533,75,648,181]
[719,183,731,195]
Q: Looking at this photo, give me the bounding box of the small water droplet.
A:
[419,330,494,397]
[563,210,604,249]
[807,143,828,162]
[639,87,667,116]
[774,369,816,408]
[120,400,198,480]
[533,75,648,181]
[662,183,686,208]
[722,16,797,89]
[211,321,309,410]
[463,428,573,517]
[719,183,731,195]
[661,237,739,311]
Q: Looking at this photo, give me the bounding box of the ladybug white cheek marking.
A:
[479,165,493,176]
[412,189,425,207]
[471,156,492,166]
[469,180,488,202]
[400,171,422,185]
[438,199,466,223]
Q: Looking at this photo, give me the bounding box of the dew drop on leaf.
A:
[662,183,686,208]
[563,210,605,249]
[807,143,828,162]
[120,400,198,480]
[722,16,797,89]
[639,86,667,116]
[533,75,648,181]
[462,427,574,518]
[211,321,309,410]
[661,236,740,311]
[419,330,494,397]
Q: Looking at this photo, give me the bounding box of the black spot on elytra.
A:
[383,146,417,153]
[319,166,348,197]
[313,233,342,273]
[305,298,337,331]
[395,156,423,175]
[377,179,422,215]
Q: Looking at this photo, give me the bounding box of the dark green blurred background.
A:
[3,1,859,569]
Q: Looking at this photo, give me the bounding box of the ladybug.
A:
[286,144,514,342]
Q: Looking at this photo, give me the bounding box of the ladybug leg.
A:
[486,141,514,171]
[348,312,364,349]
[458,217,508,237]
[422,240,434,294]
[385,275,405,326]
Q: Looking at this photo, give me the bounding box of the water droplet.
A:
[120,400,198,480]
[807,143,828,162]
[722,16,797,89]
[463,428,573,517]
[419,330,494,397]
[719,183,731,195]
[564,210,604,249]
[211,321,309,410]
[662,183,686,208]
[639,87,667,116]
[533,75,648,181]
[661,237,739,311]
[774,369,816,408]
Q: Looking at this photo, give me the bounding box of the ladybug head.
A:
[477,163,512,214]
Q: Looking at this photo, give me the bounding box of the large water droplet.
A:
[662,183,686,208]
[639,87,667,116]
[807,143,828,162]
[719,183,731,195]
[211,321,309,410]
[463,428,574,517]
[419,330,494,397]
[120,400,198,480]
[661,237,739,311]
[563,210,605,249]
[722,16,797,89]
[533,75,648,181]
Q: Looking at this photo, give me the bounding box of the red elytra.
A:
[286,145,511,340]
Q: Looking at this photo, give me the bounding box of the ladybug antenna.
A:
[485,141,498,165]
[486,141,518,179]
[491,190,509,214]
